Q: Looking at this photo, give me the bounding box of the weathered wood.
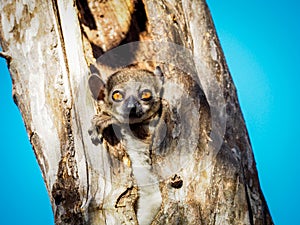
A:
[0,0,273,224]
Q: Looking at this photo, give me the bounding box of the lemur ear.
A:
[90,64,100,75]
[89,74,106,101]
[89,65,106,101]
[154,66,164,83]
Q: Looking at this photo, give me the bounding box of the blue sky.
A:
[0,1,299,224]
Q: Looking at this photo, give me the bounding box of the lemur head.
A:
[89,66,164,124]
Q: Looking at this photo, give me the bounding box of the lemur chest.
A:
[120,124,152,151]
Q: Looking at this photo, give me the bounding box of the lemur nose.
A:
[126,95,138,109]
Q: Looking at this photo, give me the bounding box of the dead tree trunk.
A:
[0,0,273,224]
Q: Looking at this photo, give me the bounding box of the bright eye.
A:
[112,90,124,102]
[140,89,152,101]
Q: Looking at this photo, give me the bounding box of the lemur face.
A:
[108,75,161,123]
[89,67,164,124]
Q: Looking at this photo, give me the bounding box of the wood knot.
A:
[170,174,183,189]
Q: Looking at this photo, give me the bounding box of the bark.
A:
[0,0,273,225]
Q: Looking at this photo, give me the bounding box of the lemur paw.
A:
[88,125,103,145]
[88,114,116,145]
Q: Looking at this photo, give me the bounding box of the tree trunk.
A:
[0,0,273,225]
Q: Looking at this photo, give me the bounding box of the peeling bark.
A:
[0,0,273,224]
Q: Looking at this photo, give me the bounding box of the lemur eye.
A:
[140,89,152,101]
[112,90,124,102]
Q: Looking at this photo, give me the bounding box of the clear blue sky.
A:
[0,1,299,224]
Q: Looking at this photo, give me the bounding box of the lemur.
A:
[88,66,165,225]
